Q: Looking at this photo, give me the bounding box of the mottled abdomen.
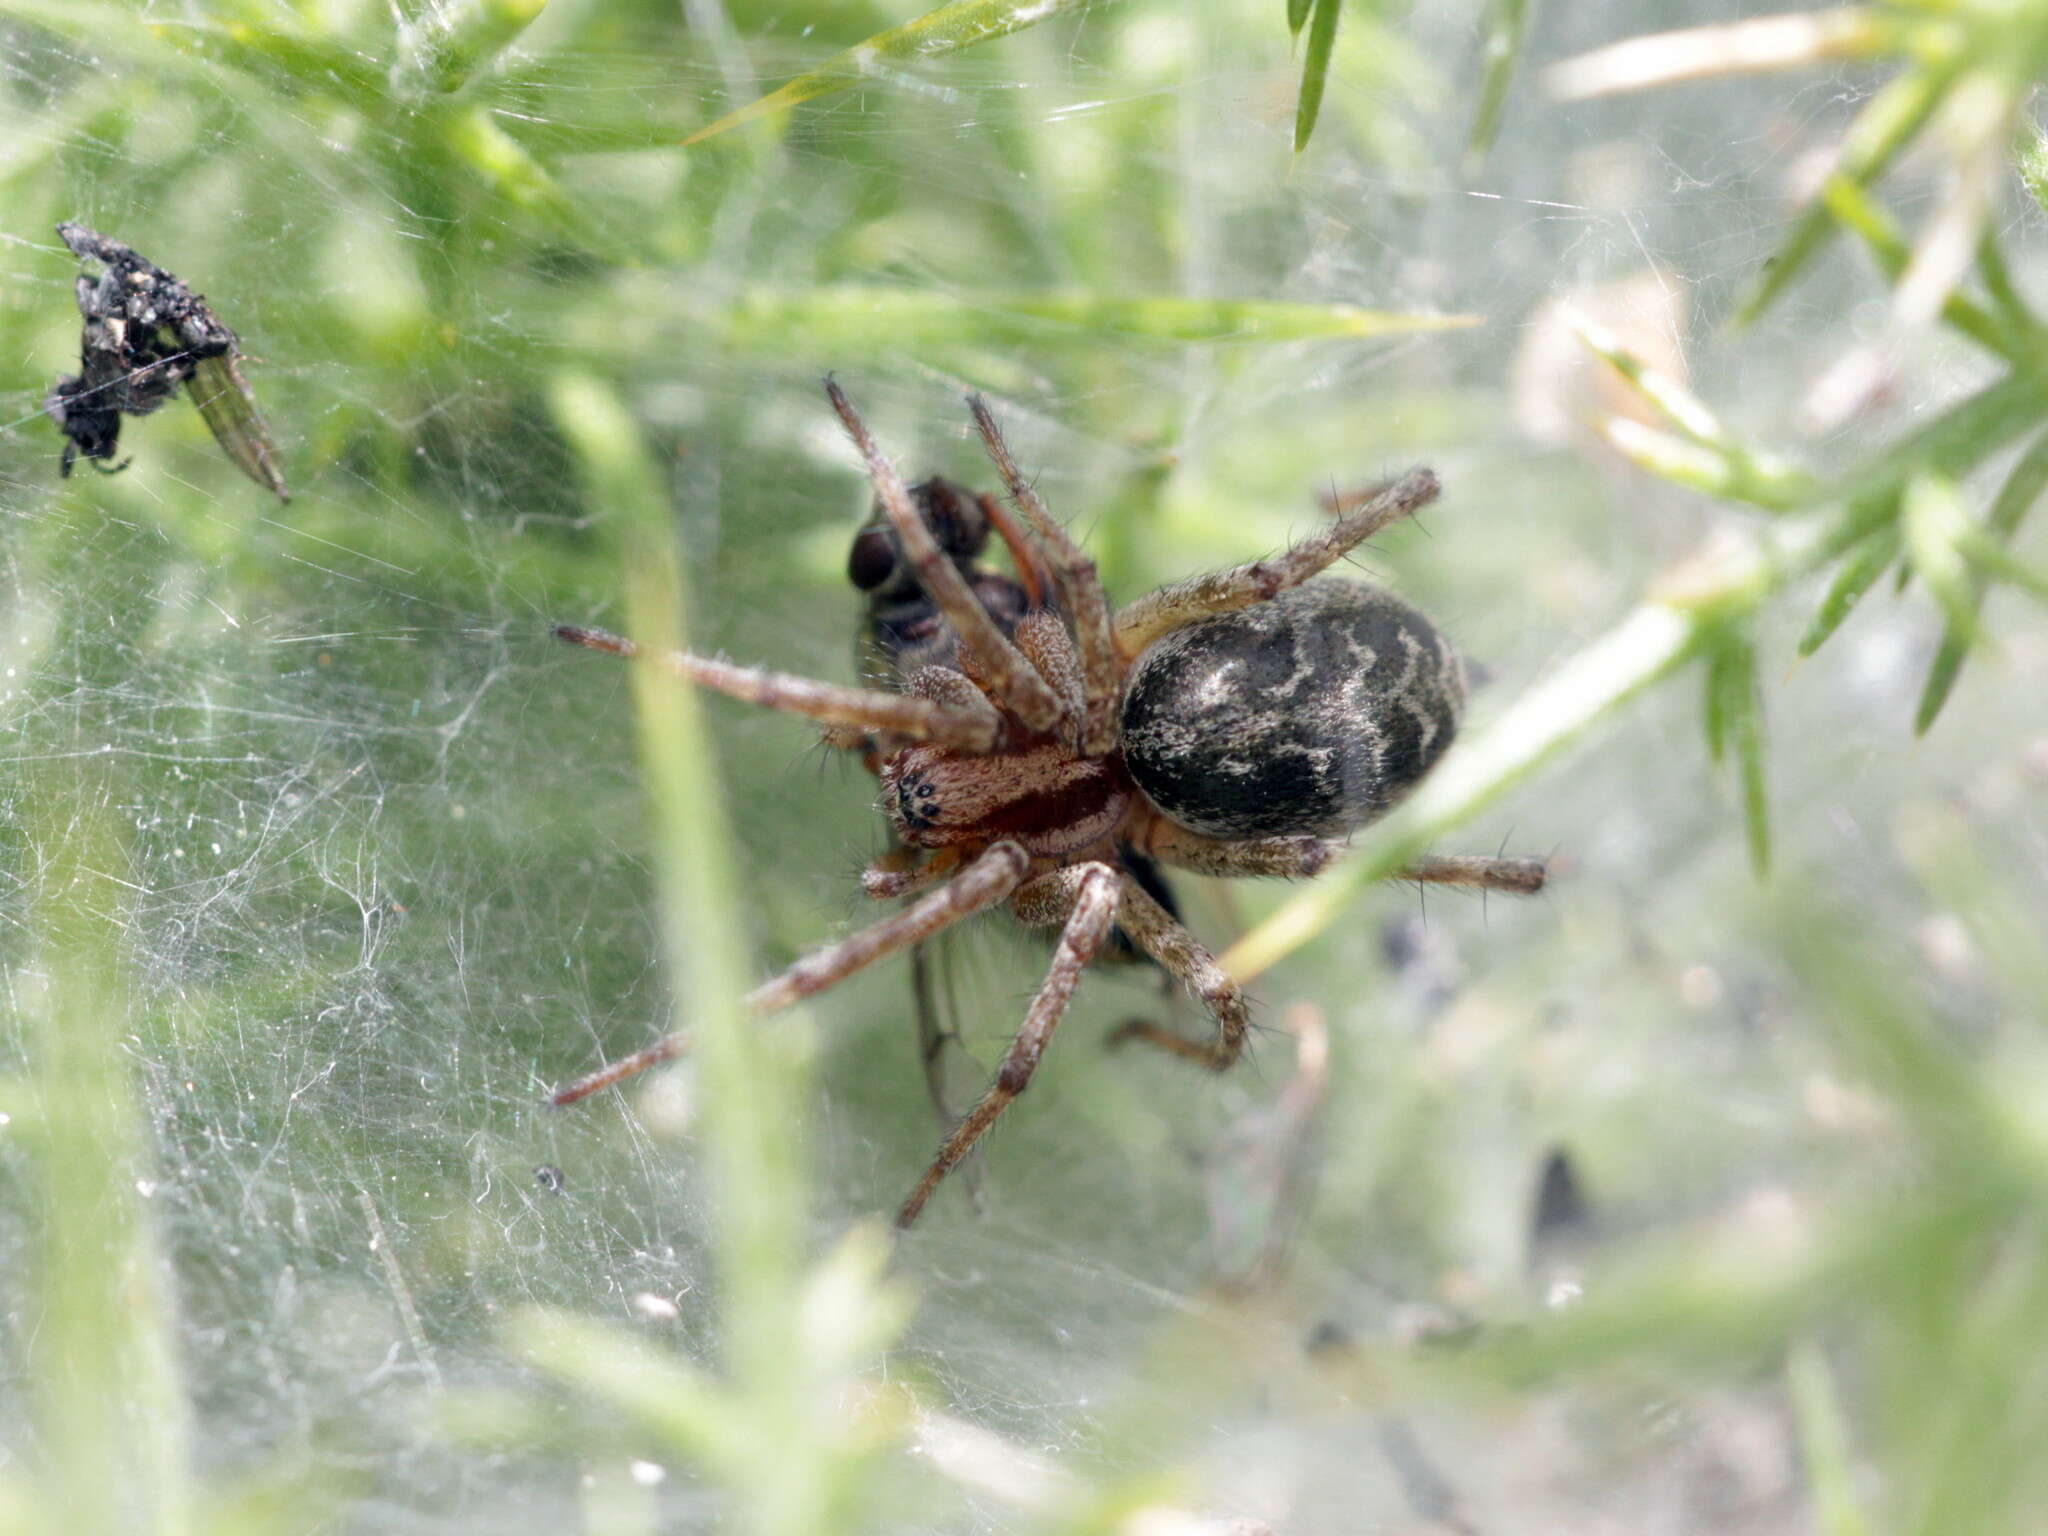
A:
[1119,579,1465,839]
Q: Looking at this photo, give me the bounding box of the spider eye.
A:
[847,525,899,591]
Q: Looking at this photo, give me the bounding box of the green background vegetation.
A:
[2,0,2047,1531]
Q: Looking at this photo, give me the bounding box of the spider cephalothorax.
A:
[552,382,1543,1227]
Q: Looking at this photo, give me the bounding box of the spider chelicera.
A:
[552,381,1544,1228]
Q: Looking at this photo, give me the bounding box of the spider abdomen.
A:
[1119,578,1465,839]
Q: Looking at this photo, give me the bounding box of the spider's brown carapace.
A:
[551,382,1544,1228]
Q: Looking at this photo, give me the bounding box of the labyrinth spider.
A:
[552,382,1544,1228]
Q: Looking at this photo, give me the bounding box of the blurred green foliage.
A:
[1,1,2047,1533]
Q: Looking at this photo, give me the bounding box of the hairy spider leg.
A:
[550,842,1031,1106]
[1111,468,1443,657]
[553,625,999,752]
[1140,825,1546,894]
[825,380,1069,738]
[1399,853,1548,895]
[1102,873,1250,1071]
[1138,823,1336,880]
[966,395,1123,757]
[894,861,1121,1227]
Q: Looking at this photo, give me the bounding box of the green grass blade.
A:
[1287,0,1312,38]
[1292,0,1343,154]
[1789,1345,1877,1536]
[722,286,1479,348]
[24,775,194,1536]
[1466,0,1532,168]
[682,0,1103,145]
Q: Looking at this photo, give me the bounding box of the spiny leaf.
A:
[1819,176,2013,360]
[1598,419,1811,511]
[682,0,1103,146]
[1287,0,1312,39]
[1903,472,1979,644]
[1798,518,1897,656]
[1703,632,1768,872]
[1293,0,1342,155]
[1732,657,1771,876]
[1733,54,1962,328]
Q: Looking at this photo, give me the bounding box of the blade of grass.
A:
[24,771,194,1536]
[1286,0,1312,38]
[1789,1344,1877,1536]
[681,0,1104,146]
[1292,0,1342,154]
[722,287,1479,349]
[1466,0,1531,169]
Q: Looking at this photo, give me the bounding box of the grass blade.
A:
[723,286,1479,348]
[1292,0,1342,154]
[1466,0,1531,168]
[682,0,1102,146]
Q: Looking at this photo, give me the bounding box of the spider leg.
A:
[1112,468,1441,657]
[1139,824,1335,880]
[895,862,1120,1227]
[554,625,999,752]
[966,395,1123,756]
[1400,854,1547,895]
[1142,825,1546,894]
[860,844,966,900]
[550,842,1029,1106]
[826,380,1068,737]
[1103,872,1249,1071]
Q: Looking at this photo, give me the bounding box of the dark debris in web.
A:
[44,221,290,502]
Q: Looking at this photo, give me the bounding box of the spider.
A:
[551,381,1545,1228]
[45,222,289,501]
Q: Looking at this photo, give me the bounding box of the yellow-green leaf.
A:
[1293,0,1342,155]
[720,286,1479,349]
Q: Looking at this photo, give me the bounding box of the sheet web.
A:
[1,1,2038,1531]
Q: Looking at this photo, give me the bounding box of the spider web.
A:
[0,2,2043,1531]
